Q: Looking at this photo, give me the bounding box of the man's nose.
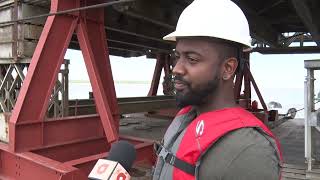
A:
[172,59,186,76]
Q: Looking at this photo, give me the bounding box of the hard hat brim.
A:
[163,31,252,48]
[163,32,177,41]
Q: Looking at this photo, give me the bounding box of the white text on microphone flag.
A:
[88,159,131,180]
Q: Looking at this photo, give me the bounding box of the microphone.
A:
[88,140,136,180]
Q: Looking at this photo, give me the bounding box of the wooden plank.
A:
[0,40,37,58]
[281,163,308,180]
[307,168,320,179]
[23,0,51,7]
[0,0,13,7]
[282,168,306,175]
[0,4,13,23]
[0,58,31,64]
[0,3,48,25]
[23,24,43,40]
[281,163,320,179]
[283,163,307,170]
[0,24,43,42]
[19,3,48,25]
[306,174,320,179]
[17,40,37,57]
[282,172,307,180]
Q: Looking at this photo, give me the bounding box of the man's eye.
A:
[187,56,198,63]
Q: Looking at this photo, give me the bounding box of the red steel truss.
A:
[0,0,154,179]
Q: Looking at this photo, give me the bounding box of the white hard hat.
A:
[163,0,252,47]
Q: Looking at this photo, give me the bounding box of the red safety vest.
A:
[173,106,283,179]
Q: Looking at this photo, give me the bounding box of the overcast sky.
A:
[64,49,320,113]
[65,49,320,89]
[65,49,157,82]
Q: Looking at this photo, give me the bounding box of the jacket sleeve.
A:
[198,128,281,180]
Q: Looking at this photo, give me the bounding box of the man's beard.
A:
[174,75,219,108]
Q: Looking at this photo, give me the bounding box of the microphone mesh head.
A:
[106,140,136,171]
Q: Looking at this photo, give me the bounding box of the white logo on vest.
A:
[196,120,205,137]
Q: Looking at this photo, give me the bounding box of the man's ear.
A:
[222,57,238,80]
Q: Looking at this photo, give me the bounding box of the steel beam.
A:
[108,47,145,57]
[32,137,108,163]
[148,54,165,96]
[105,30,173,51]
[119,99,176,114]
[232,0,283,47]
[243,53,251,109]
[246,64,268,114]
[12,115,104,152]
[66,95,174,104]
[9,0,79,152]
[304,60,320,70]
[162,54,174,95]
[105,26,168,44]
[1,1,158,179]
[257,0,284,15]
[118,95,174,102]
[10,0,119,150]
[65,96,176,115]
[0,142,86,180]
[107,39,170,53]
[69,31,172,56]
[0,136,154,180]
[291,0,320,46]
[104,8,171,46]
[248,15,281,47]
[254,46,320,54]
[304,67,314,170]
[113,9,175,30]
[62,136,155,176]
[111,0,183,31]
[69,40,147,57]
[76,9,118,141]
[234,74,243,102]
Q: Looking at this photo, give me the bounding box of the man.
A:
[153,0,282,179]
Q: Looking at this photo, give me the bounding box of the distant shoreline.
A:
[70,80,151,84]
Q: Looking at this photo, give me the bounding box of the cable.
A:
[291,100,320,113]
[282,99,320,119]
[0,0,135,26]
